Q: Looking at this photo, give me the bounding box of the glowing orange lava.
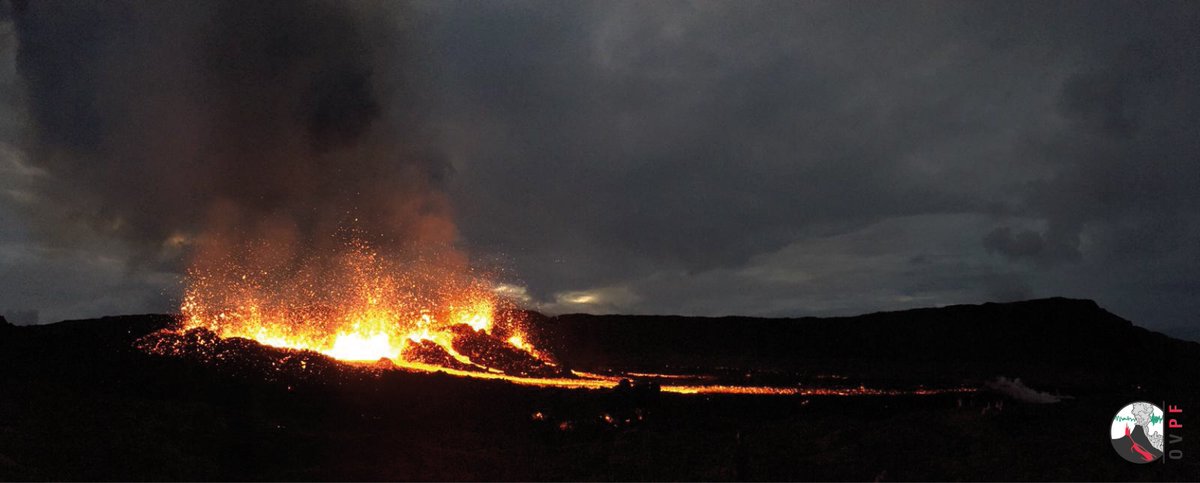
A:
[179,240,536,371]
[164,239,975,397]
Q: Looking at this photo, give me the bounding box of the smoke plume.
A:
[7,0,458,277]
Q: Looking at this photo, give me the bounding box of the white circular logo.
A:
[1111,402,1165,463]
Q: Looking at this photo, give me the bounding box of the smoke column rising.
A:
[7,1,465,288]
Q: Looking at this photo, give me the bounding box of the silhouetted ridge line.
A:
[541,298,1197,389]
[8,298,1197,391]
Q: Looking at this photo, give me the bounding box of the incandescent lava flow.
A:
[140,237,972,397]
[167,237,560,377]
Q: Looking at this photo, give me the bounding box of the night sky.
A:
[0,1,1197,334]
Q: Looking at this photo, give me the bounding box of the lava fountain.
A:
[150,234,973,397]
[156,235,811,394]
[176,237,543,373]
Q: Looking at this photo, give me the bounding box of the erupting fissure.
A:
[150,238,975,397]
[178,239,546,373]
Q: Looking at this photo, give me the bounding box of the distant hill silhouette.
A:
[537,298,1200,390]
[2,298,1196,392]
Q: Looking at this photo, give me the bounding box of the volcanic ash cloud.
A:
[8,1,501,354]
[9,0,457,267]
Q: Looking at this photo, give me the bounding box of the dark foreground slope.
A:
[0,298,1197,481]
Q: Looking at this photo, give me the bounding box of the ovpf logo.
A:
[1111,401,1184,464]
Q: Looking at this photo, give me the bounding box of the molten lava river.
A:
[139,240,972,397]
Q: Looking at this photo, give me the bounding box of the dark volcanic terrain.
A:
[0,298,1197,480]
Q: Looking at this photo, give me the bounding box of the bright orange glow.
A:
[507,335,530,351]
[160,238,976,398]
[325,331,401,362]
[657,385,976,396]
[176,238,552,378]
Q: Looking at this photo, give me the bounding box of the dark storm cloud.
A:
[0,1,1197,329]
[433,2,994,286]
[982,226,1080,265]
[7,0,450,264]
[427,1,1200,327]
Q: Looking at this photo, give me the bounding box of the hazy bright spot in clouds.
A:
[491,283,533,304]
[507,285,643,315]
